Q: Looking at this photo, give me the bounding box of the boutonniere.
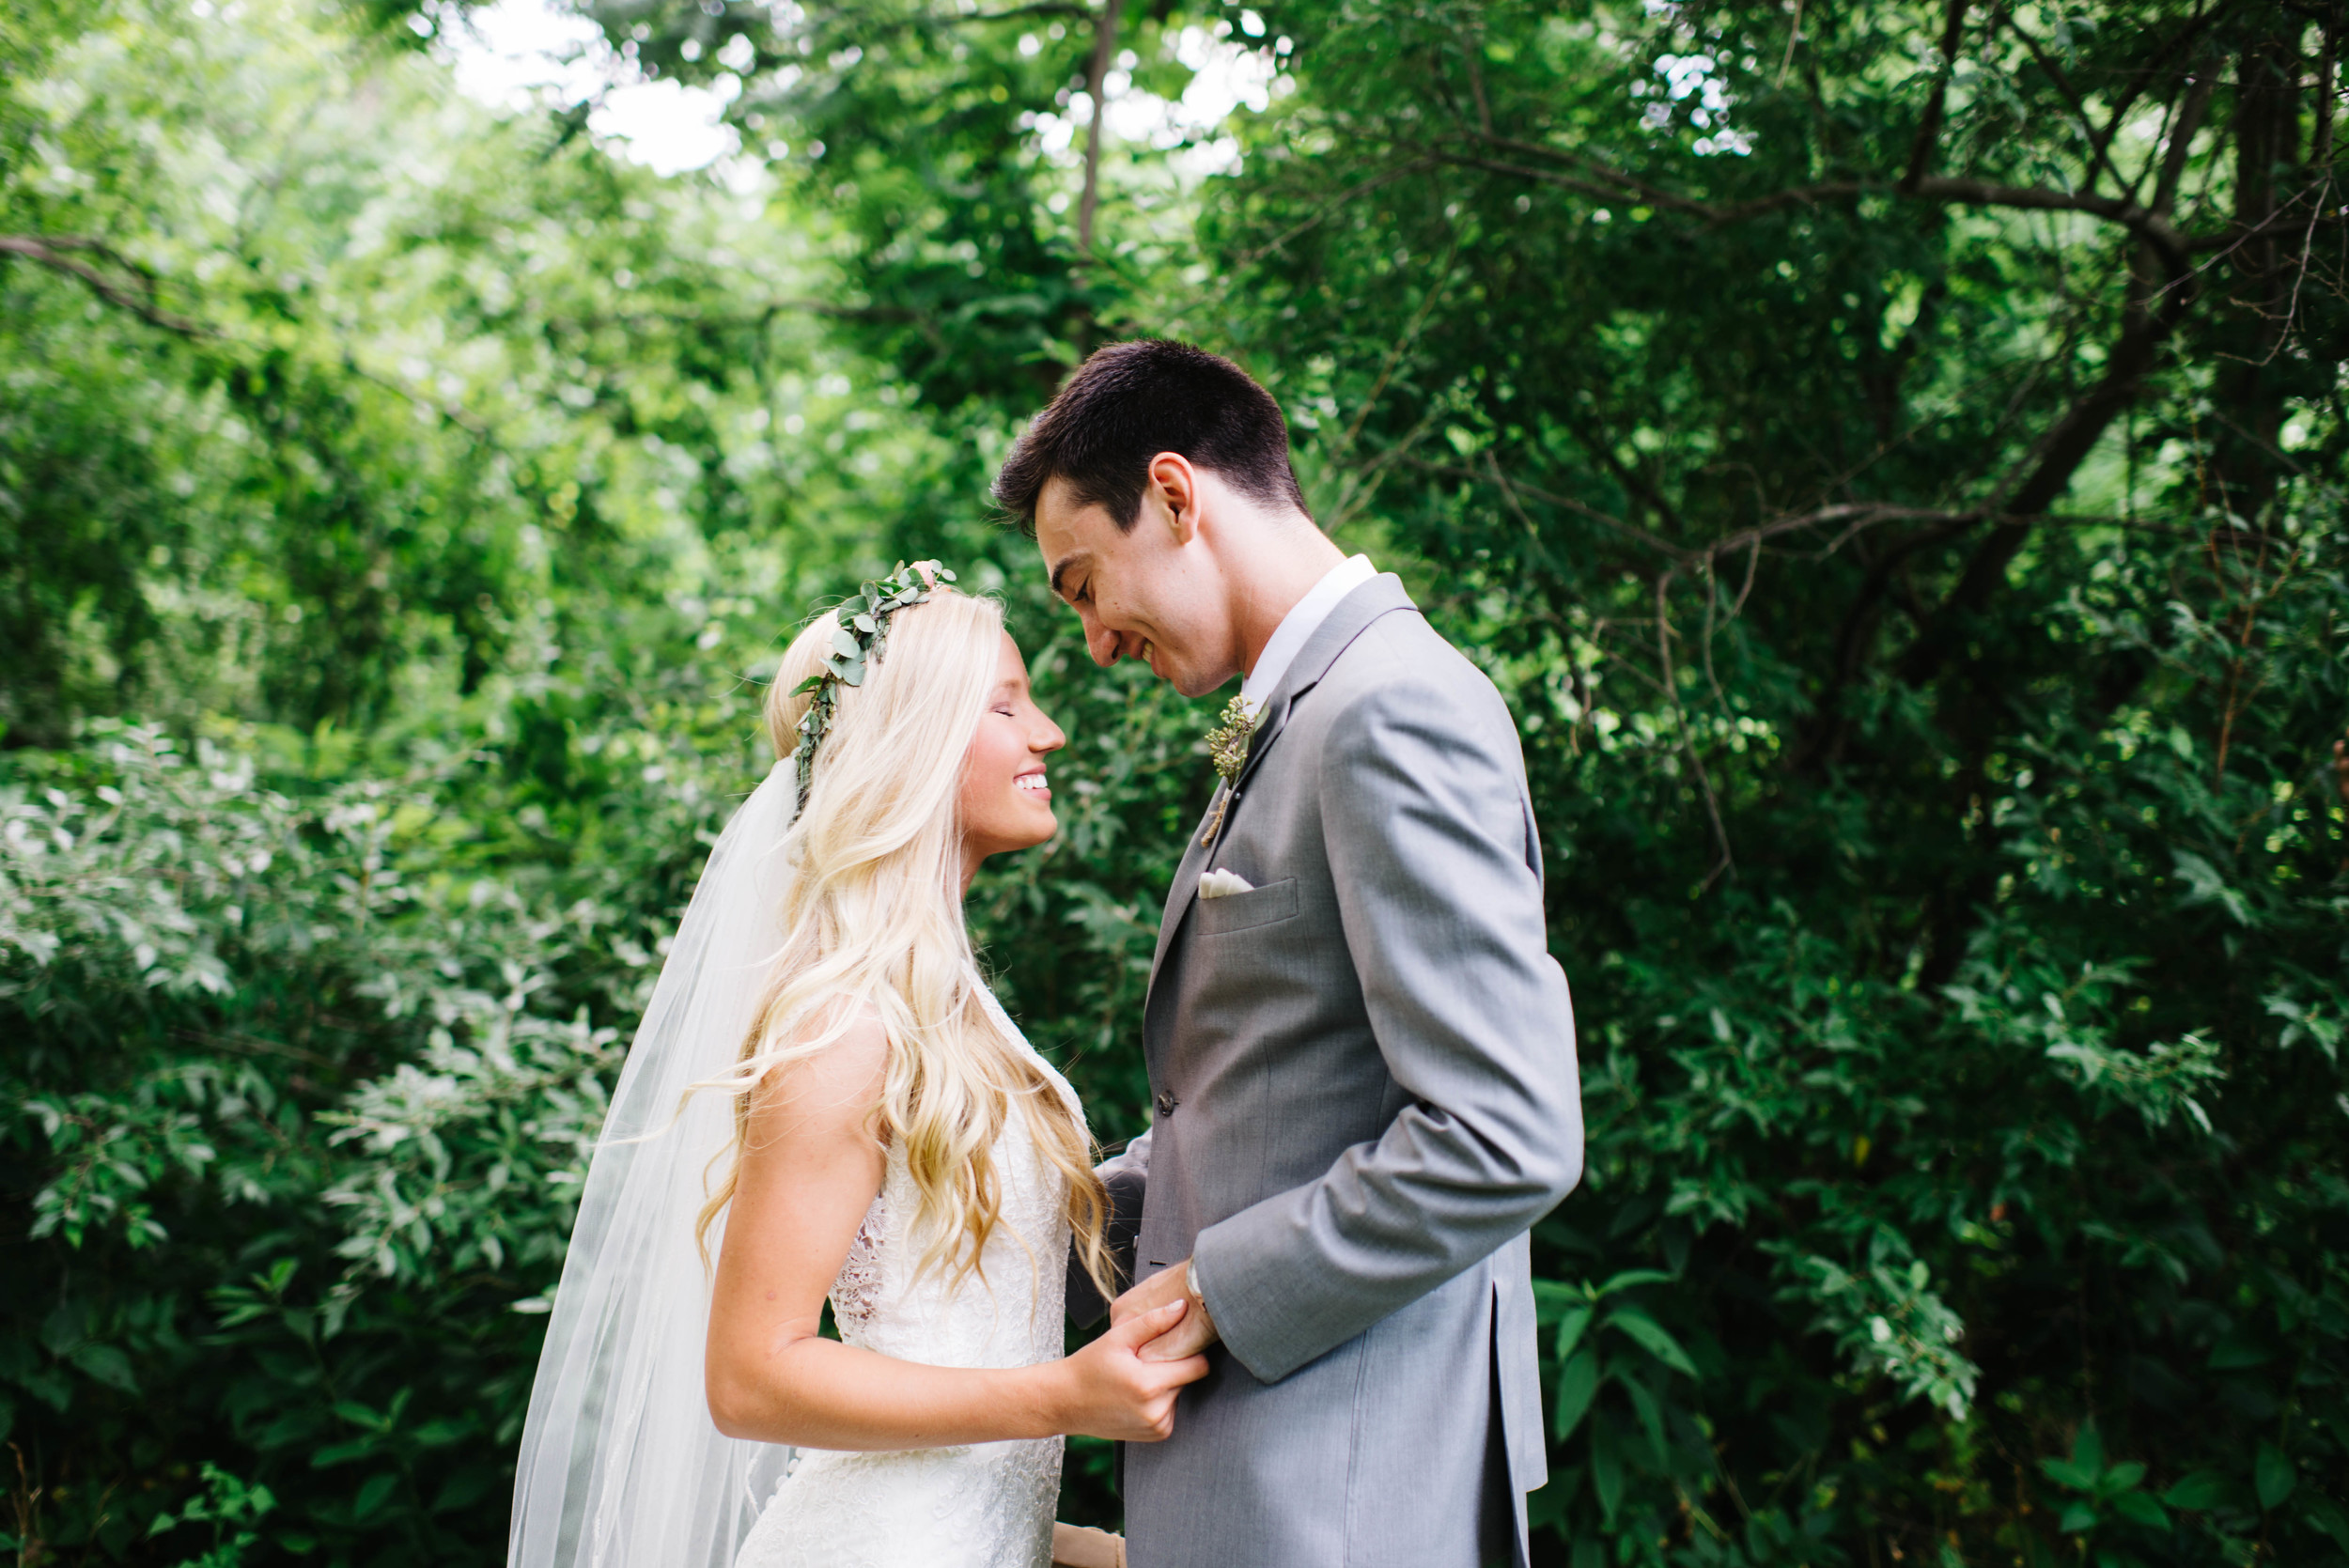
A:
[1199,693,1254,847]
[1206,693,1253,786]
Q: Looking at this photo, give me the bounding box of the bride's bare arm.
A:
[705,1011,1206,1451]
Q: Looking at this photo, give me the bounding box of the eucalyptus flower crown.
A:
[789,560,957,810]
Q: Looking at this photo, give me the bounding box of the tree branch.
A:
[1440,145,2195,270]
[2085,0,2236,200]
[1794,513,1981,770]
[1330,240,1461,458]
[0,235,210,336]
[1710,177,2195,272]
[1399,455,1679,554]
[1896,247,2201,686]
[1995,8,2131,196]
[2314,26,2337,169]
[1077,0,1124,255]
[1224,159,1439,269]
[2154,72,2216,215]
[539,299,920,333]
[1411,458,2181,564]
[1451,139,1716,214]
[1655,569,1737,890]
[966,0,1092,20]
[1902,0,1971,192]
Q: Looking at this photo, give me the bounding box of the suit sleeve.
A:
[1190,660,1583,1383]
[1066,1130,1149,1327]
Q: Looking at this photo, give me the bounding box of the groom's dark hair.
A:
[991,339,1310,536]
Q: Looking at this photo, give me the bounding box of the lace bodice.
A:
[733,986,1079,1568]
[828,989,1075,1370]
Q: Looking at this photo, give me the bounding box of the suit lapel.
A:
[1147,802,1219,981]
[1143,574,1419,995]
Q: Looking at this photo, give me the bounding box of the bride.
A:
[508,565,1205,1568]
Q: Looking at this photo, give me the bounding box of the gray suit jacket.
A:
[1094,574,1583,1568]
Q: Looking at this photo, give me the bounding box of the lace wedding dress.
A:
[733,986,1078,1568]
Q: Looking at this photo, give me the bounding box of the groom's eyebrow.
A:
[1048,551,1088,602]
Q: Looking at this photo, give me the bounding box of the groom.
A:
[998,340,1583,1568]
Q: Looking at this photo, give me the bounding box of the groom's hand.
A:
[1112,1260,1220,1362]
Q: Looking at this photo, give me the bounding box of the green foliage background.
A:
[4,0,2346,1562]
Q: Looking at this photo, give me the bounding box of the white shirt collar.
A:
[1238,554,1377,719]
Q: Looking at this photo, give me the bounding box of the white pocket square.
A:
[1197,869,1254,899]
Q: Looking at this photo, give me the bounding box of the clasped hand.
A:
[1055,1260,1219,1443]
[1109,1260,1220,1362]
[1057,1297,1208,1441]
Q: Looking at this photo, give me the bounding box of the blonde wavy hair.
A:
[695,586,1116,1300]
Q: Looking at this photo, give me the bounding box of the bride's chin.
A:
[964,817,1057,864]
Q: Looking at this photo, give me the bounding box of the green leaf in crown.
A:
[790,561,957,809]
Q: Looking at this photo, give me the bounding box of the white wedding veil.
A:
[509,760,798,1568]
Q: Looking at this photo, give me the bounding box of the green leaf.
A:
[2040,1456,2098,1491]
[69,1343,137,1393]
[1617,1368,1670,1465]
[1531,1280,1586,1315]
[1606,1306,1699,1377]
[1552,1347,1599,1441]
[408,1418,473,1449]
[2205,1329,2272,1370]
[2110,1491,2169,1529]
[2072,1420,2107,1478]
[2058,1501,2099,1533]
[308,1439,377,1469]
[2171,849,2254,925]
[2304,1495,2349,1552]
[430,1467,495,1514]
[1553,1305,1594,1363]
[2160,1471,2225,1510]
[1589,1417,1624,1524]
[19,1367,70,1414]
[1594,1269,1675,1296]
[353,1472,400,1522]
[2255,1443,2295,1511]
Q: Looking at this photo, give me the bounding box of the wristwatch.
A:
[1184,1256,1217,1341]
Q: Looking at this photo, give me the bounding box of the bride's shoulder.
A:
[747,999,892,1124]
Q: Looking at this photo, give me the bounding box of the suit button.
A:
[1155,1092,1177,1117]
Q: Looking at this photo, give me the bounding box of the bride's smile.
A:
[956,633,1065,892]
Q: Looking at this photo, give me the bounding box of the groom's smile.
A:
[1034,468,1252,699]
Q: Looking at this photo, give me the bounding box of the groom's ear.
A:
[1145,453,1203,545]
